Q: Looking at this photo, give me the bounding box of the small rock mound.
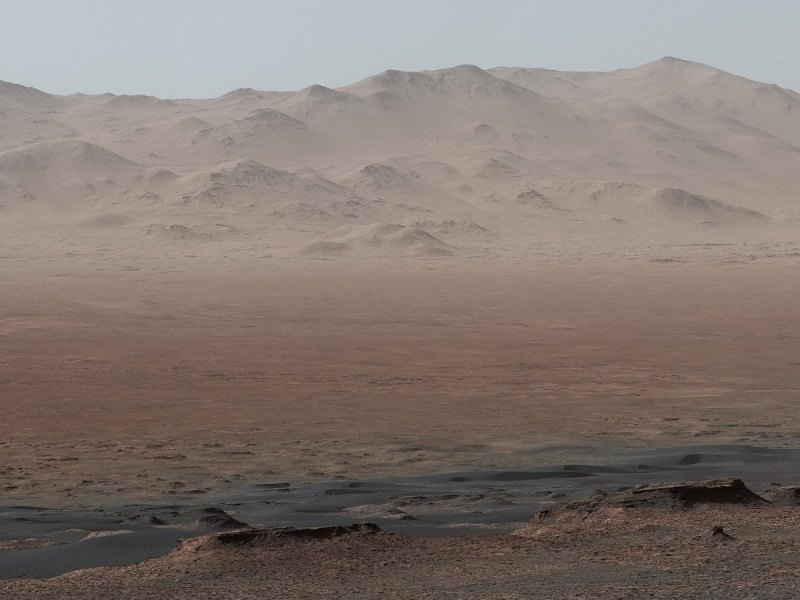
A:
[78,213,133,228]
[645,187,766,224]
[145,224,195,240]
[762,486,800,506]
[475,158,520,178]
[197,508,250,531]
[411,219,489,235]
[710,525,737,542]
[207,158,296,186]
[485,188,569,211]
[473,123,499,138]
[275,85,362,117]
[297,223,454,257]
[692,525,739,544]
[348,163,419,192]
[243,108,307,129]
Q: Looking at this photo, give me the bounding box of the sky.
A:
[0,0,798,98]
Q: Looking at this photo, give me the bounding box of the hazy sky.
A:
[1,0,798,98]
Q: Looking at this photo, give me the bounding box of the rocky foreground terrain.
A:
[3,479,799,599]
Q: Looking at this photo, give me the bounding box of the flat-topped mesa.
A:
[534,478,767,523]
[216,523,384,544]
[627,478,768,506]
[174,523,385,556]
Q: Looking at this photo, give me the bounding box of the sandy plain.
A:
[2,253,799,505]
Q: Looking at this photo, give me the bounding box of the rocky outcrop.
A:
[197,508,251,531]
[534,478,766,524]
[174,522,385,556]
[213,523,383,544]
[762,486,800,506]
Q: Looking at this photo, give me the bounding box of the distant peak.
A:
[209,158,296,183]
[0,80,48,93]
[0,139,135,170]
[244,108,306,127]
[103,94,174,108]
[429,64,492,78]
[245,107,283,119]
[225,87,259,96]
[306,84,334,95]
[300,84,355,102]
[451,64,484,73]
[0,80,64,106]
[361,163,403,176]
[641,56,715,71]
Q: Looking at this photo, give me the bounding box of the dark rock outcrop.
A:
[534,478,766,523]
[172,523,385,558]
[213,523,383,545]
[197,508,250,531]
[762,486,800,506]
[710,525,737,542]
